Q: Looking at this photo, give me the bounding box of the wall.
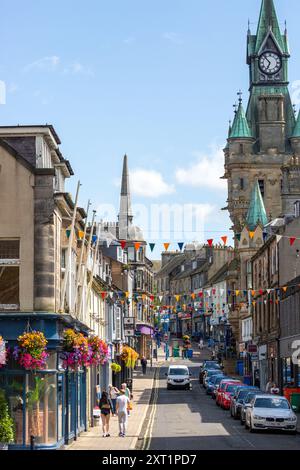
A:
[0,146,34,310]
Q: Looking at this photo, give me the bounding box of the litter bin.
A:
[173,347,180,358]
[243,375,252,386]
[236,360,244,376]
[187,349,193,359]
[291,393,300,413]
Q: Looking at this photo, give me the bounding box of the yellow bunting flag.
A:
[236,290,240,296]
[175,295,181,302]
[252,301,256,307]
[134,242,141,251]
[125,291,130,298]
[282,286,288,292]
[249,231,255,239]
[142,294,147,300]
[78,230,84,239]
[164,243,170,251]
[191,293,196,300]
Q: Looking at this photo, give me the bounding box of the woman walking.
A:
[99,391,113,437]
[109,384,119,416]
[121,383,132,416]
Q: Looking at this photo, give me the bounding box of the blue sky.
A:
[1,0,300,259]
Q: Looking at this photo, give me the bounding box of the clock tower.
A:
[224,0,299,237]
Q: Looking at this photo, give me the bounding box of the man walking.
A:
[116,390,130,437]
[141,356,147,375]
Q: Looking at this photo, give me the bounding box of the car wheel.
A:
[167,385,171,390]
[245,418,249,430]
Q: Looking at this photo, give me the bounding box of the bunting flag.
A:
[235,234,241,242]
[178,242,184,251]
[267,289,272,294]
[66,229,71,238]
[290,237,296,246]
[108,292,114,299]
[249,231,255,239]
[191,293,196,300]
[236,290,240,296]
[207,239,213,247]
[125,291,130,298]
[276,235,282,244]
[150,295,155,302]
[263,232,268,242]
[282,286,288,293]
[92,235,98,245]
[149,243,155,252]
[158,295,163,303]
[199,291,203,298]
[106,238,112,248]
[101,292,107,300]
[78,231,84,240]
[134,242,141,251]
[164,243,170,251]
[221,236,228,246]
[142,294,147,301]
[251,290,256,297]
[175,295,181,302]
[120,240,126,249]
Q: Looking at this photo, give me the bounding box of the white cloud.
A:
[23,56,60,72]
[175,145,226,190]
[115,169,175,198]
[162,32,183,45]
[63,61,94,77]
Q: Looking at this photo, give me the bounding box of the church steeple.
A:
[255,0,284,53]
[118,154,133,240]
[229,98,252,139]
[246,181,268,231]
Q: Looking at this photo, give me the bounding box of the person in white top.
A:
[116,390,130,437]
[108,385,119,416]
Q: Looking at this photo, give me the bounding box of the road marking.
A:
[142,367,160,450]
[232,425,256,448]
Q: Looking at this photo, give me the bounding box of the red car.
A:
[216,379,241,407]
[220,382,242,409]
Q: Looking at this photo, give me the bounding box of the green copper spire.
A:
[246,181,268,230]
[292,110,300,138]
[230,99,253,139]
[255,0,285,53]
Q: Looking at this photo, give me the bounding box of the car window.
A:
[226,384,237,393]
[254,398,290,410]
[237,390,250,401]
[169,368,189,376]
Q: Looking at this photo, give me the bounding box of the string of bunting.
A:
[65,227,300,250]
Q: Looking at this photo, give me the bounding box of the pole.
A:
[60,181,81,312]
[74,199,91,308]
[77,211,96,320]
[84,223,101,319]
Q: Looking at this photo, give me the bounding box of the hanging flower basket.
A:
[121,346,139,369]
[61,329,89,369]
[111,362,121,373]
[0,336,7,369]
[13,331,49,370]
[87,336,109,366]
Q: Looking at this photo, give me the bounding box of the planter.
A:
[0,443,8,450]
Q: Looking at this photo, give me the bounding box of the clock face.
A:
[259,52,282,75]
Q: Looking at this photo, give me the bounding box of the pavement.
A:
[65,346,168,451]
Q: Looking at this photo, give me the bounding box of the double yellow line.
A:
[142,366,160,450]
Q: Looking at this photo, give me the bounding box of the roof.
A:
[0,124,61,144]
[246,181,268,230]
[156,253,185,277]
[255,0,285,54]
[229,101,253,139]
[292,110,300,138]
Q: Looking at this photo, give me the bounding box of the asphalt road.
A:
[146,359,300,450]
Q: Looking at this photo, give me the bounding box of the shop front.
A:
[0,313,90,449]
[280,335,300,393]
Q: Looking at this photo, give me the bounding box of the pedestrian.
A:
[141,356,147,375]
[211,350,216,361]
[199,339,204,350]
[121,382,131,416]
[270,383,279,395]
[108,384,119,416]
[116,390,130,437]
[98,391,113,437]
[266,379,273,393]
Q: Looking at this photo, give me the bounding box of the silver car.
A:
[245,395,297,434]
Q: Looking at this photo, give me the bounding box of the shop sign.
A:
[247,344,258,353]
[251,354,259,361]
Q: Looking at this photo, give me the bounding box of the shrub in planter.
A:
[111,362,121,373]
[0,390,14,449]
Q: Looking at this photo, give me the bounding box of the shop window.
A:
[0,240,20,310]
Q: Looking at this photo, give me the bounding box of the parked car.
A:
[220,382,243,409]
[212,375,231,400]
[206,374,225,395]
[166,365,192,390]
[199,361,222,384]
[245,395,298,434]
[203,369,223,389]
[216,379,241,406]
[230,387,259,419]
[240,391,263,425]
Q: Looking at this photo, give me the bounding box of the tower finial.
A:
[237,90,243,104]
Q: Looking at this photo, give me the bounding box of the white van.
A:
[166,365,192,390]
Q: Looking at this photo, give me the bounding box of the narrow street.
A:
[141,353,300,451]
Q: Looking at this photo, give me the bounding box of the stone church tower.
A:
[224,0,300,238]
